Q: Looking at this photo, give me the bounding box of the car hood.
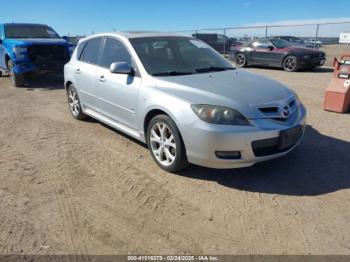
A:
[153,69,295,119]
[5,38,69,47]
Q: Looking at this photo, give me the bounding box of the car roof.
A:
[89,31,191,39]
[274,35,298,38]
[107,31,192,39]
[252,37,279,41]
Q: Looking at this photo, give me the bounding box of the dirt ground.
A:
[0,44,350,256]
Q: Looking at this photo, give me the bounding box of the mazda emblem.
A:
[282,105,290,117]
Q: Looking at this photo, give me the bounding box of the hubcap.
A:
[68,88,80,116]
[285,58,296,70]
[150,123,176,166]
[236,54,246,66]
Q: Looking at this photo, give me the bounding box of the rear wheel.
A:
[8,60,25,87]
[67,84,87,120]
[234,53,247,67]
[283,56,298,72]
[147,115,188,173]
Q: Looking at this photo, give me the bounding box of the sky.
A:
[1,0,350,36]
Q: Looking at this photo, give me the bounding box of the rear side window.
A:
[100,38,131,68]
[80,38,102,64]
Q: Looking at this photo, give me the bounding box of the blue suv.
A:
[0,23,71,86]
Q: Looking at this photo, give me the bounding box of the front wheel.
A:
[283,56,298,72]
[234,53,247,67]
[147,115,188,173]
[8,60,25,87]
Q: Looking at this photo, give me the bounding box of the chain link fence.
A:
[176,21,350,53]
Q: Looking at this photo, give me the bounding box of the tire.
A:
[234,53,247,67]
[66,84,87,120]
[147,114,188,173]
[8,60,25,87]
[282,56,298,72]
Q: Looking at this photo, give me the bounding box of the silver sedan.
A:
[64,32,307,172]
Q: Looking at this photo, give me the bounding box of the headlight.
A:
[304,55,312,59]
[13,47,27,59]
[191,104,249,125]
[13,47,27,53]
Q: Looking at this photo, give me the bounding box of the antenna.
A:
[106,21,117,32]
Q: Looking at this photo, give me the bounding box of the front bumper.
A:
[182,104,307,169]
[300,57,326,68]
[12,61,66,74]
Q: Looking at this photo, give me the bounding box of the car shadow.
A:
[247,65,334,73]
[177,125,350,196]
[301,67,334,73]
[22,73,64,90]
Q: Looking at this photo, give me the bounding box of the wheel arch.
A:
[143,109,170,137]
[65,81,73,91]
[5,54,11,69]
[143,107,186,147]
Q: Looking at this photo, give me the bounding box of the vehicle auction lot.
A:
[0,45,350,255]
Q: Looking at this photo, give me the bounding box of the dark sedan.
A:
[229,38,326,72]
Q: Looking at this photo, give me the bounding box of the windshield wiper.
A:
[195,66,235,73]
[152,71,193,76]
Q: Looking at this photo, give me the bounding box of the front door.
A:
[95,37,141,130]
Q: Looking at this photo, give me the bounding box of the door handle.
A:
[75,68,81,74]
[98,75,106,82]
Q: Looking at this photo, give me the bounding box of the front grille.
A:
[258,99,297,121]
[259,107,278,114]
[28,45,68,71]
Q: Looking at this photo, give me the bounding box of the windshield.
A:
[270,39,292,49]
[4,24,60,39]
[130,37,235,76]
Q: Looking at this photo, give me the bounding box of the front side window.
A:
[270,39,291,48]
[80,38,102,64]
[251,40,270,49]
[130,37,234,76]
[100,38,131,68]
[4,24,60,39]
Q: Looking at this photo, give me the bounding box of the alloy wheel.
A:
[150,122,176,166]
[68,88,81,117]
[236,54,246,66]
[284,57,297,71]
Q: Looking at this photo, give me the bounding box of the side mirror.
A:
[110,62,134,75]
[62,36,69,42]
[267,45,274,51]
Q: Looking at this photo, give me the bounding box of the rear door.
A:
[74,37,103,111]
[95,37,141,130]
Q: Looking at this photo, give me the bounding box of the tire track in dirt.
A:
[0,121,91,259]
[0,145,37,253]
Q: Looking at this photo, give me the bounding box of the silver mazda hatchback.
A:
[64,32,306,172]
